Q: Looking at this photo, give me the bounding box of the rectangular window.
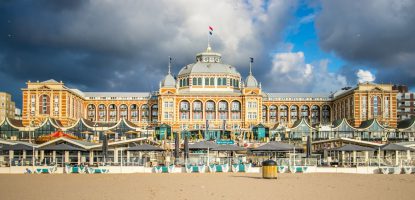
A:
[205,78,209,86]
[361,96,367,118]
[384,97,389,118]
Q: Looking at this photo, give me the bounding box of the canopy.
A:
[380,143,413,151]
[189,141,218,150]
[36,131,79,143]
[212,144,245,151]
[0,143,35,151]
[331,144,375,152]
[127,144,164,151]
[39,143,85,151]
[252,142,296,152]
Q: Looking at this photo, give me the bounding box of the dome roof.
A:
[177,46,240,77]
[161,73,176,87]
[245,74,258,87]
[178,62,240,76]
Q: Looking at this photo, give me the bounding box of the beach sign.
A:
[216,140,234,145]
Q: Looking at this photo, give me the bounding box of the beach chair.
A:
[153,166,163,173]
[65,165,72,174]
[25,168,32,174]
[209,164,216,173]
[168,165,175,173]
[198,165,206,173]
[244,163,252,172]
[185,165,193,173]
[231,164,239,173]
[403,166,413,174]
[391,167,402,174]
[289,166,297,173]
[278,166,288,173]
[380,167,390,174]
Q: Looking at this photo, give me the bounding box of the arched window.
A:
[322,105,331,124]
[301,105,309,118]
[39,94,50,115]
[98,104,106,122]
[311,105,320,124]
[206,100,216,120]
[210,78,214,85]
[270,105,277,122]
[290,105,299,122]
[180,101,190,120]
[193,101,203,120]
[120,104,128,119]
[218,78,222,86]
[87,104,96,121]
[130,104,138,122]
[279,105,288,124]
[231,101,241,120]
[141,104,149,122]
[262,105,267,123]
[192,78,197,85]
[198,78,202,85]
[218,101,228,120]
[108,104,117,122]
[151,104,158,122]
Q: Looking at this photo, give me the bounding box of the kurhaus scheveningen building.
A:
[2,44,415,157]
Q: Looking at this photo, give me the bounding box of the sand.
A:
[0,173,414,200]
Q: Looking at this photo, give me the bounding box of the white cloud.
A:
[266,51,347,92]
[356,69,376,83]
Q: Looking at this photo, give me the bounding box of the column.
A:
[89,150,94,165]
[364,151,369,165]
[77,151,81,165]
[22,150,27,160]
[341,151,345,166]
[35,150,39,162]
[395,150,399,166]
[9,150,14,164]
[64,151,70,163]
[407,150,411,161]
[353,151,357,166]
[127,151,130,164]
[114,149,119,164]
[40,150,45,164]
[52,151,56,163]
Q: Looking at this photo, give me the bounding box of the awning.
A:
[212,144,245,151]
[331,144,375,152]
[127,144,164,151]
[39,143,86,151]
[252,142,296,152]
[189,141,218,150]
[380,143,413,151]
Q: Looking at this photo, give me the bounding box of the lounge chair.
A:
[153,166,163,173]
[403,166,413,174]
[208,165,216,173]
[87,167,109,174]
[278,166,288,173]
[168,165,175,173]
[380,167,390,174]
[231,164,239,173]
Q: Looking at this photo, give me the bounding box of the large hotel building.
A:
[16,45,400,140]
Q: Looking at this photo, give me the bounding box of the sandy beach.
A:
[0,173,414,200]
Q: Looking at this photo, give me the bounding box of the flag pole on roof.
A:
[208,26,213,51]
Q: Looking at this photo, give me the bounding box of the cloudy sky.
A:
[1,0,414,107]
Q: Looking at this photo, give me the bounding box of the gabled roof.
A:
[358,118,387,131]
[252,142,295,152]
[39,143,86,151]
[291,118,315,130]
[1,143,36,151]
[397,118,415,130]
[4,117,25,129]
[331,144,375,151]
[37,137,97,150]
[127,144,164,151]
[380,143,413,151]
[189,141,218,150]
[212,144,245,151]
[332,118,357,131]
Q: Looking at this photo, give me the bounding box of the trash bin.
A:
[262,160,277,179]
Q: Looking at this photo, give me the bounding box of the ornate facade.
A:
[20,45,398,135]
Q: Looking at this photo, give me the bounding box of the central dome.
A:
[178,47,240,76]
[175,46,242,92]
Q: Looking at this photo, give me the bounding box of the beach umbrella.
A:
[174,132,180,160]
[184,135,189,160]
[306,135,311,158]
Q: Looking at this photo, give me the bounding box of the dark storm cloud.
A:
[315,0,415,88]
[0,0,298,107]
